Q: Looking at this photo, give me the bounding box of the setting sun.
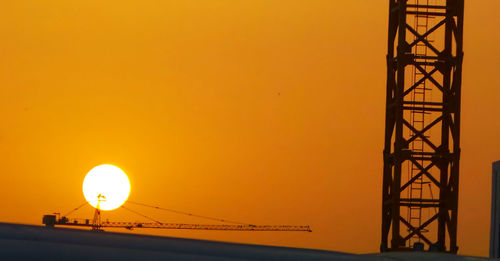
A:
[82,164,131,211]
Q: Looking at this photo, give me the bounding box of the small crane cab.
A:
[42,215,56,227]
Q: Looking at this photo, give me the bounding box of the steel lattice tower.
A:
[381,0,464,253]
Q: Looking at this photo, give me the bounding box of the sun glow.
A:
[82,164,130,211]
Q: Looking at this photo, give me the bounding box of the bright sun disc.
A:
[83,164,130,211]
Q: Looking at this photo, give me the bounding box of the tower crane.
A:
[42,200,311,232]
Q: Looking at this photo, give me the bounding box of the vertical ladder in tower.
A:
[406,0,435,248]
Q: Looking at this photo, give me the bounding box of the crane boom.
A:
[42,215,312,232]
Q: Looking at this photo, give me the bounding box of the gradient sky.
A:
[0,0,499,257]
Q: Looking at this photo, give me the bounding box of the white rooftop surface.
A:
[0,222,489,260]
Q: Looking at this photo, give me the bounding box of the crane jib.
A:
[42,215,312,232]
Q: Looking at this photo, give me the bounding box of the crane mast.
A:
[381,0,464,253]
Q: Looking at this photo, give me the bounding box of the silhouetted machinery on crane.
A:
[42,199,311,233]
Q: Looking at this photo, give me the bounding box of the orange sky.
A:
[0,0,499,257]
